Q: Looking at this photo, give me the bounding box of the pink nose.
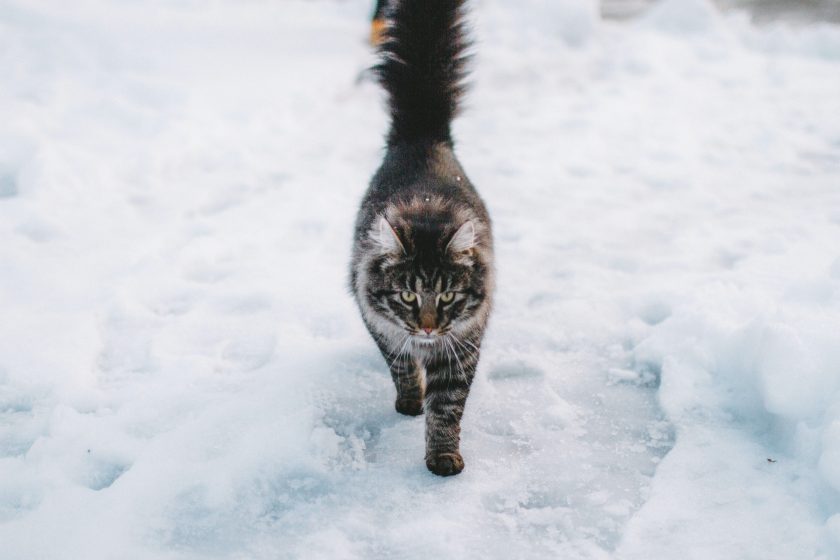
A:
[423,327,433,335]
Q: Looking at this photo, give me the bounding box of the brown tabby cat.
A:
[350,0,494,476]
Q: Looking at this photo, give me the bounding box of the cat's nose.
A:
[423,327,433,335]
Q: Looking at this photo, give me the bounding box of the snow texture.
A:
[0,0,839,558]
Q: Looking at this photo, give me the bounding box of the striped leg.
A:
[423,336,480,476]
[373,334,424,416]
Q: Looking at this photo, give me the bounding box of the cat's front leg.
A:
[423,339,480,476]
[373,334,424,416]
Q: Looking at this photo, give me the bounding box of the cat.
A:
[350,0,494,476]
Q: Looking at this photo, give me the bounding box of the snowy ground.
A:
[1,0,839,558]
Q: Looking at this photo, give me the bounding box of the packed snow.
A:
[1,0,839,558]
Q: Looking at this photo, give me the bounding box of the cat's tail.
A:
[374,0,470,147]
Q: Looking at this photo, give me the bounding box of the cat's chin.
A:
[412,336,439,346]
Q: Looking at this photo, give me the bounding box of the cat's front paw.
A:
[395,397,423,416]
[425,452,464,476]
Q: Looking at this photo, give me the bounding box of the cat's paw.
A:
[395,397,423,416]
[425,452,464,476]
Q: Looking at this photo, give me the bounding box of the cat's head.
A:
[362,200,491,344]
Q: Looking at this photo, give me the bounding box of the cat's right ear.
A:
[370,215,405,254]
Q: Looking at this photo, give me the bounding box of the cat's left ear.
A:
[446,221,476,254]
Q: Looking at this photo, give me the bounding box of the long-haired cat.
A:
[350,0,494,476]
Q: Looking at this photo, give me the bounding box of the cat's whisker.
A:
[387,334,412,370]
[453,333,479,354]
[444,336,457,388]
[448,333,478,364]
[445,334,466,380]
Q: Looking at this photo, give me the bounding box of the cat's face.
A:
[364,214,488,344]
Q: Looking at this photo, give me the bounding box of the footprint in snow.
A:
[84,456,131,491]
[197,187,247,216]
[635,299,672,326]
[0,172,17,199]
[182,259,233,284]
[14,219,60,243]
[97,307,157,376]
[218,334,276,372]
[486,360,545,382]
[148,291,195,317]
[212,294,273,316]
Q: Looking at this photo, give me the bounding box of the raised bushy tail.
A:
[374,0,470,147]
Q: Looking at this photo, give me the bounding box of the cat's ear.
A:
[370,215,405,254]
[446,220,476,254]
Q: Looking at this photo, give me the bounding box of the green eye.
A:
[400,291,416,303]
[439,291,455,303]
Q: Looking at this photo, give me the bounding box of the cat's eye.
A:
[439,291,455,303]
[400,291,417,303]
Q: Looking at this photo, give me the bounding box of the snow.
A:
[1,0,839,558]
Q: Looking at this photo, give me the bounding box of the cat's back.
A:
[354,143,489,243]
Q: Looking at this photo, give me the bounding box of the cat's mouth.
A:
[408,329,448,345]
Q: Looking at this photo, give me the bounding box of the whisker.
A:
[456,334,480,353]
[444,336,456,388]
[387,334,411,370]
[448,333,479,363]
[446,333,466,380]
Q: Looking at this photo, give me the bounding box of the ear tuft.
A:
[446,221,476,254]
[370,215,405,254]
